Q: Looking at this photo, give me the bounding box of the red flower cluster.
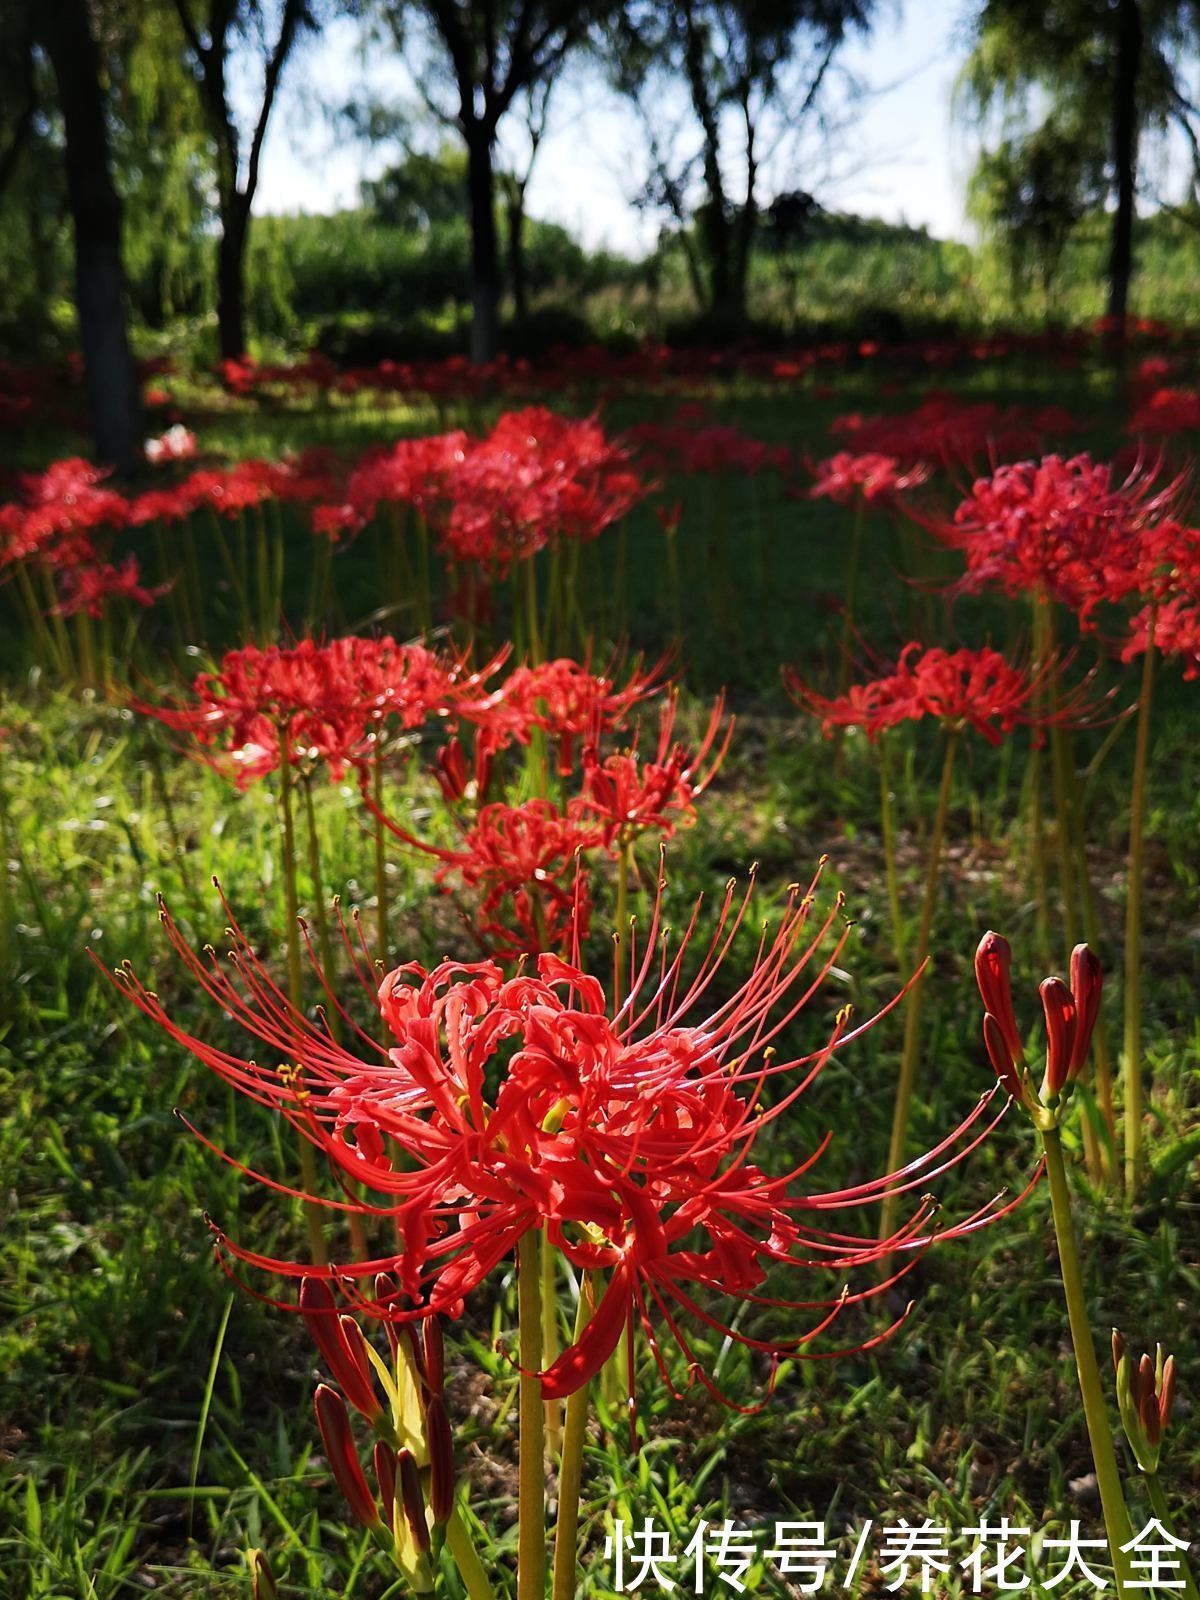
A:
[788,643,1065,745]
[0,457,162,622]
[574,691,731,845]
[316,408,645,575]
[1120,596,1200,677]
[467,654,671,771]
[128,449,339,527]
[368,658,727,955]
[809,452,928,506]
[108,869,1030,1405]
[139,635,489,786]
[1128,387,1200,439]
[943,453,1180,612]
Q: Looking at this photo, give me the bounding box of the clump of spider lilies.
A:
[103,865,1034,1598]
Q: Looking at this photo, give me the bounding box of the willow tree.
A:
[959,0,1200,335]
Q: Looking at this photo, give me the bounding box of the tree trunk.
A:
[507,184,529,324]
[465,124,501,363]
[1108,0,1142,338]
[38,0,142,470]
[217,193,250,361]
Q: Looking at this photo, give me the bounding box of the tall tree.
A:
[36,0,143,468]
[172,0,315,358]
[612,0,874,324]
[378,0,606,361]
[959,0,1200,336]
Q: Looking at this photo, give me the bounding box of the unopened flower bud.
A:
[424,1394,455,1524]
[423,1317,444,1396]
[975,932,1023,1063]
[300,1279,382,1423]
[1112,1331,1177,1473]
[397,1447,431,1554]
[1039,977,1077,1098]
[983,1012,1024,1101]
[246,1549,277,1600]
[1068,944,1103,1078]
[374,1441,397,1532]
[314,1384,381,1528]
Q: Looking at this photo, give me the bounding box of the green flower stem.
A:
[277,755,328,1269]
[552,1276,596,1600]
[879,729,956,1246]
[1144,1473,1199,1600]
[445,1508,496,1600]
[878,734,906,970]
[1069,763,1118,1177]
[1124,628,1156,1194]
[373,748,390,968]
[541,1232,562,1457]
[1041,1125,1135,1597]
[602,844,633,1413]
[517,1230,546,1600]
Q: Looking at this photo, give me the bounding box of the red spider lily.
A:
[786,643,1087,746]
[136,636,500,788]
[319,410,645,576]
[370,795,604,956]
[571,692,731,846]
[463,653,672,771]
[1121,596,1200,677]
[808,452,928,506]
[940,453,1182,614]
[127,451,340,529]
[1128,386,1200,439]
[52,554,166,619]
[105,866,1035,1410]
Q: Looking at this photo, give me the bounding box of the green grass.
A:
[1,347,1197,1598]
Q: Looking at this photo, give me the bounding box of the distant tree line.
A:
[2,0,1199,464]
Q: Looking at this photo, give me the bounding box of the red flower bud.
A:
[300,1279,382,1423]
[314,1384,380,1528]
[424,1394,455,1524]
[1039,977,1077,1097]
[423,1317,444,1396]
[1068,944,1103,1078]
[983,1013,1023,1100]
[435,740,469,803]
[975,932,1023,1064]
[374,1441,397,1531]
[397,1447,431,1553]
[1138,1355,1161,1445]
[1160,1354,1176,1433]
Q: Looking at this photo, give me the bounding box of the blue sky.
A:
[253,0,979,252]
